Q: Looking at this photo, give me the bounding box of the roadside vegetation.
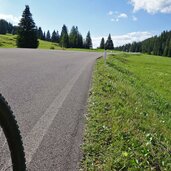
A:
[82,53,171,170]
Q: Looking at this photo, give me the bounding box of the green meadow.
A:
[0,34,61,49]
[82,53,171,170]
[0,34,119,53]
[0,34,17,48]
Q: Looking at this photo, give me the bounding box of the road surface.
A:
[0,49,101,171]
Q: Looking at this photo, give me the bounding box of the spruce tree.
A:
[105,34,114,50]
[42,31,46,40]
[100,37,105,49]
[167,39,171,57]
[69,26,82,48]
[85,31,92,49]
[17,5,38,48]
[0,19,8,34]
[78,33,83,48]
[46,30,51,41]
[37,27,43,39]
[12,26,18,35]
[60,25,69,48]
[51,30,57,42]
[69,26,77,48]
[56,31,60,43]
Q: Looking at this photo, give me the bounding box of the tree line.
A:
[99,34,114,50]
[0,5,92,49]
[36,25,92,49]
[114,31,171,57]
[0,19,18,34]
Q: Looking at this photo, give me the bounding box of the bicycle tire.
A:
[0,94,26,171]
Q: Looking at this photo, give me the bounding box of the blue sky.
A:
[0,0,171,47]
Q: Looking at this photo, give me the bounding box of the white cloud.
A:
[132,16,138,21]
[107,11,113,15]
[110,12,128,22]
[111,18,119,22]
[118,13,128,18]
[0,14,21,25]
[129,0,171,14]
[92,31,153,48]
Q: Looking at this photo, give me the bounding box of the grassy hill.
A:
[0,34,17,48]
[0,34,118,52]
[82,53,171,170]
[0,34,62,50]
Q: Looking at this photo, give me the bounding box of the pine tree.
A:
[51,30,57,42]
[46,30,51,41]
[0,19,8,34]
[69,26,77,48]
[37,27,43,39]
[85,31,92,49]
[42,31,46,40]
[78,33,83,48]
[167,39,171,57]
[17,5,38,48]
[7,23,13,34]
[69,26,83,48]
[56,31,60,43]
[100,37,105,49]
[105,34,114,50]
[60,25,69,48]
[12,26,18,35]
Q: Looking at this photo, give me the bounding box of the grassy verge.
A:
[82,53,171,170]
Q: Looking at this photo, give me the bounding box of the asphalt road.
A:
[0,49,101,171]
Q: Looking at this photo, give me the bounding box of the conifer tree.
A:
[100,37,105,49]
[69,26,83,48]
[0,19,8,34]
[37,27,43,39]
[42,31,46,40]
[60,25,69,48]
[105,34,114,50]
[85,31,92,49]
[69,26,77,48]
[12,26,18,35]
[56,31,60,43]
[51,30,57,42]
[17,5,38,48]
[46,30,51,41]
[78,33,83,48]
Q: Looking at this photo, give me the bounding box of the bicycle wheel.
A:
[0,94,26,171]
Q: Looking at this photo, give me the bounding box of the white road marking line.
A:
[1,60,91,170]
[24,61,90,166]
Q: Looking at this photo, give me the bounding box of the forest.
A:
[0,17,93,49]
[114,31,171,57]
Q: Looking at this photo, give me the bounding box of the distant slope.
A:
[0,34,116,52]
[0,34,17,48]
[0,34,62,50]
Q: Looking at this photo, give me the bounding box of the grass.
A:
[38,39,62,50]
[0,34,118,52]
[0,34,62,50]
[0,34,17,48]
[82,53,171,170]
